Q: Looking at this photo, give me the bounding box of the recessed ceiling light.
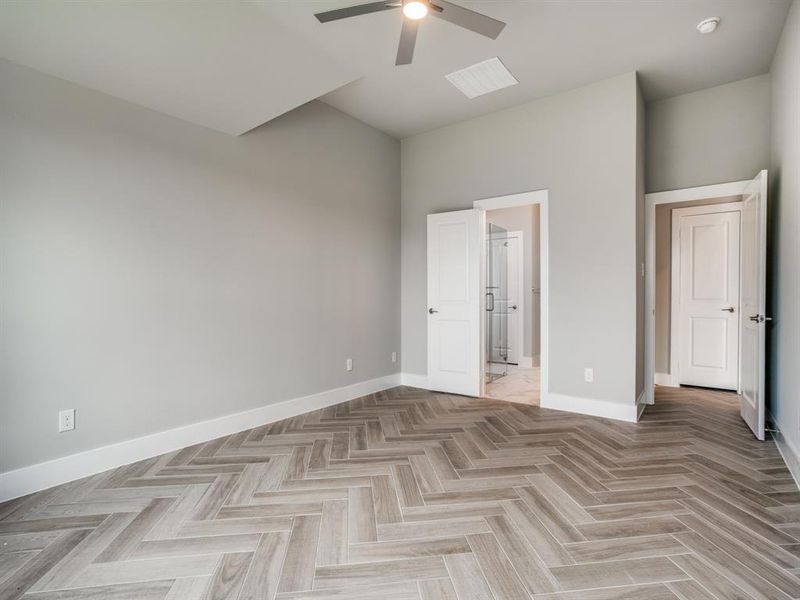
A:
[697,17,720,34]
[445,57,518,99]
[402,1,429,20]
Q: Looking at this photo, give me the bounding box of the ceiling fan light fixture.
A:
[402,1,429,20]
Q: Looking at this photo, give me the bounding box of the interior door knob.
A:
[428,308,438,314]
[721,307,735,312]
[511,305,518,310]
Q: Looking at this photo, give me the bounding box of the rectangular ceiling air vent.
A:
[445,57,518,99]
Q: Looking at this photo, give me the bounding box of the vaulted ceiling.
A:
[0,1,790,138]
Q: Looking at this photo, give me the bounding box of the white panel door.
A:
[676,209,740,390]
[740,170,768,440]
[427,209,481,397]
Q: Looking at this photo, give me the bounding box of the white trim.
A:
[654,372,677,387]
[518,356,533,369]
[646,180,750,205]
[769,413,800,490]
[401,372,429,389]
[670,202,742,391]
[473,190,549,405]
[637,389,647,420]
[0,373,401,503]
[644,179,749,406]
[540,393,638,423]
[474,189,548,211]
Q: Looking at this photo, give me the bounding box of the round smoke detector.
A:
[697,17,721,34]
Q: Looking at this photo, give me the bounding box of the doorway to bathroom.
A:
[484,204,541,405]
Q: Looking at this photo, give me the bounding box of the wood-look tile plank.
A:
[668,553,755,600]
[442,553,493,600]
[677,512,800,596]
[0,529,89,600]
[131,534,260,560]
[377,518,489,541]
[20,580,175,599]
[576,516,687,541]
[563,534,688,563]
[277,515,322,593]
[314,557,448,589]
[485,514,559,594]
[30,513,135,591]
[501,499,574,567]
[515,486,584,542]
[418,578,458,600]
[95,498,176,562]
[549,556,689,591]
[317,500,348,567]
[201,551,251,600]
[370,476,402,525]
[392,465,424,508]
[348,487,377,544]
[348,537,469,563]
[467,532,531,600]
[67,555,220,589]
[239,532,289,600]
[674,531,793,600]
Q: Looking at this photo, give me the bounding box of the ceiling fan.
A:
[314,0,506,66]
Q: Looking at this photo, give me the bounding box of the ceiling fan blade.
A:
[429,0,505,39]
[315,2,397,23]
[395,18,419,65]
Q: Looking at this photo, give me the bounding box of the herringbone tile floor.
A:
[1,385,799,600]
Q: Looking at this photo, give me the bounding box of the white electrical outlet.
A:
[391,352,397,363]
[59,409,75,432]
[584,368,594,383]
[346,358,353,372]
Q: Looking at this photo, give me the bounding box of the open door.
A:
[740,170,768,440]
[427,209,482,397]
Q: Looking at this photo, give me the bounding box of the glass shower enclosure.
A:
[485,221,509,383]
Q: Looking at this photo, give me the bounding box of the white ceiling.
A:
[1,1,790,139]
[0,1,360,135]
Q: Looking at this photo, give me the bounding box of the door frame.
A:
[487,229,524,366]
[644,179,750,405]
[474,189,548,398]
[670,202,743,391]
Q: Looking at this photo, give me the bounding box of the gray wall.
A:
[0,60,401,472]
[485,205,539,359]
[401,72,640,406]
[635,77,646,400]
[646,74,771,193]
[768,1,800,456]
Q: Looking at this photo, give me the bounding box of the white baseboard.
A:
[636,389,647,420]
[401,372,429,389]
[541,393,639,423]
[769,412,800,490]
[654,372,677,387]
[0,373,401,503]
[517,356,533,369]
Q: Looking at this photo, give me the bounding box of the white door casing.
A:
[474,190,549,403]
[488,231,523,365]
[739,170,768,440]
[673,205,741,390]
[427,209,482,397]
